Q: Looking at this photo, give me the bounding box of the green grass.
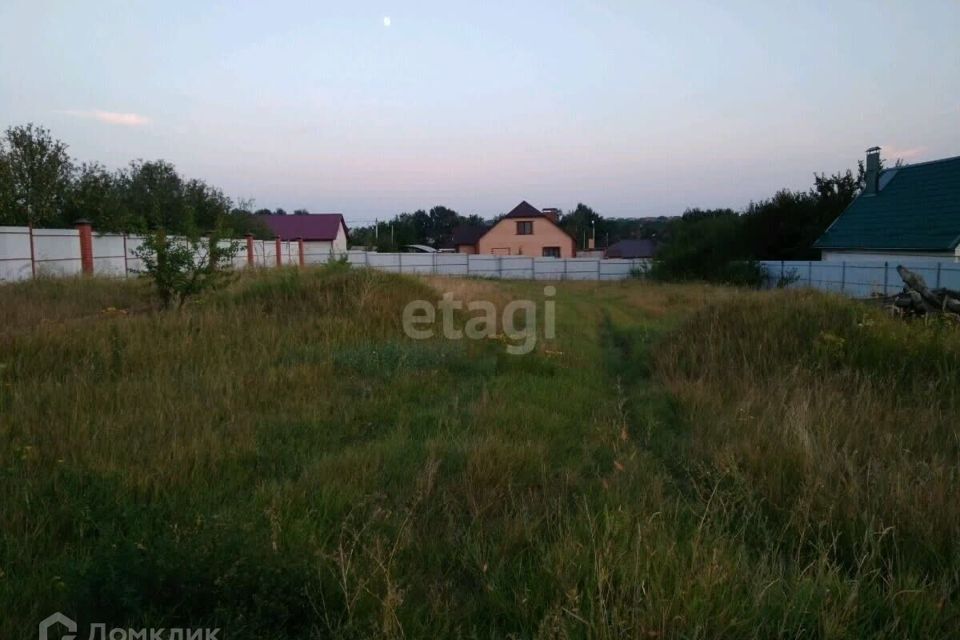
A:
[1,268,957,638]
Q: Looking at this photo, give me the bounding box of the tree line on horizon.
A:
[1,123,879,282]
[0,123,275,238]
[349,164,869,272]
[347,203,667,252]
[647,159,891,284]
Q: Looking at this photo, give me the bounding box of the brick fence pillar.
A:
[245,234,254,267]
[298,238,305,267]
[75,219,94,275]
[275,237,282,267]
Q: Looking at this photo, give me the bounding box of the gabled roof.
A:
[452,202,576,248]
[451,224,488,246]
[605,238,658,259]
[814,155,960,251]
[260,213,348,241]
[503,201,548,219]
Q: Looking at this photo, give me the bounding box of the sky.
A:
[1,0,958,226]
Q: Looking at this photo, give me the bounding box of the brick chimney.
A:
[863,146,881,195]
[541,208,561,223]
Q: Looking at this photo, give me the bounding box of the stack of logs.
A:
[882,265,960,320]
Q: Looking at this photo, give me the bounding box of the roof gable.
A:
[503,201,547,219]
[814,155,960,251]
[452,202,577,247]
[490,202,577,244]
[260,214,347,241]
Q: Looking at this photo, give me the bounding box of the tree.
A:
[428,205,460,246]
[293,208,309,215]
[649,209,764,286]
[349,205,487,249]
[274,207,287,216]
[225,211,274,239]
[183,178,232,233]
[740,190,819,260]
[560,203,601,250]
[64,163,128,231]
[123,160,188,232]
[0,152,15,225]
[0,123,73,226]
[133,228,238,309]
[232,197,255,217]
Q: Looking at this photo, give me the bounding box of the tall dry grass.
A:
[653,289,960,624]
[2,272,957,638]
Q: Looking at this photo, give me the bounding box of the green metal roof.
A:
[814,155,960,251]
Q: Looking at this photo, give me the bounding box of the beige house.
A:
[454,201,577,258]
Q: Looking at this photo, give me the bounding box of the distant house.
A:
[605,238,658,259]
[454,201,577,258]
[451,224,488,255]
[260,213,349,255]
[814,148,960,262]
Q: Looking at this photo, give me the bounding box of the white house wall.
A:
[333,225,348,253]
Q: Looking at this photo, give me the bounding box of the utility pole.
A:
[375,218,379,240]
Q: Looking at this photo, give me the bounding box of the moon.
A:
[383,16,391,27]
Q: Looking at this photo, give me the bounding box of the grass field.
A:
[1,266,958,639]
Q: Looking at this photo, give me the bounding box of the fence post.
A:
[75,219,94,276]
[122,234,129,277]
[498,255,503,278]
[841,261,846,293]
[433,251,437,275]
[596,259,601,280]
[808,261,812,286]
[27,223,36,278]
[298,238,305,267]
[936,262,942,288]
[883,261,889,294]
[562,257,567,281]
[274,237,282,267]
[245,234,254,268]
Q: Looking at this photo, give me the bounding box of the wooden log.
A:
[896,265,960,316]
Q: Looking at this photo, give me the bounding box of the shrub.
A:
[134,229,238,309]
[648,211,767,287]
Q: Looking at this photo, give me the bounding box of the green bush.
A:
[134,229,238,309]
[647,210,767,287]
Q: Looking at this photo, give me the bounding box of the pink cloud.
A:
[60,109,151,126]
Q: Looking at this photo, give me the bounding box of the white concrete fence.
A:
[761,260,960,298]
[0,224,650,283]
[6,224,959,294]
[344,251,649,280]
[0,224,352,281]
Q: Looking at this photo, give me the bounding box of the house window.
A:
[542,246,561,258]
[516,221,533,235]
